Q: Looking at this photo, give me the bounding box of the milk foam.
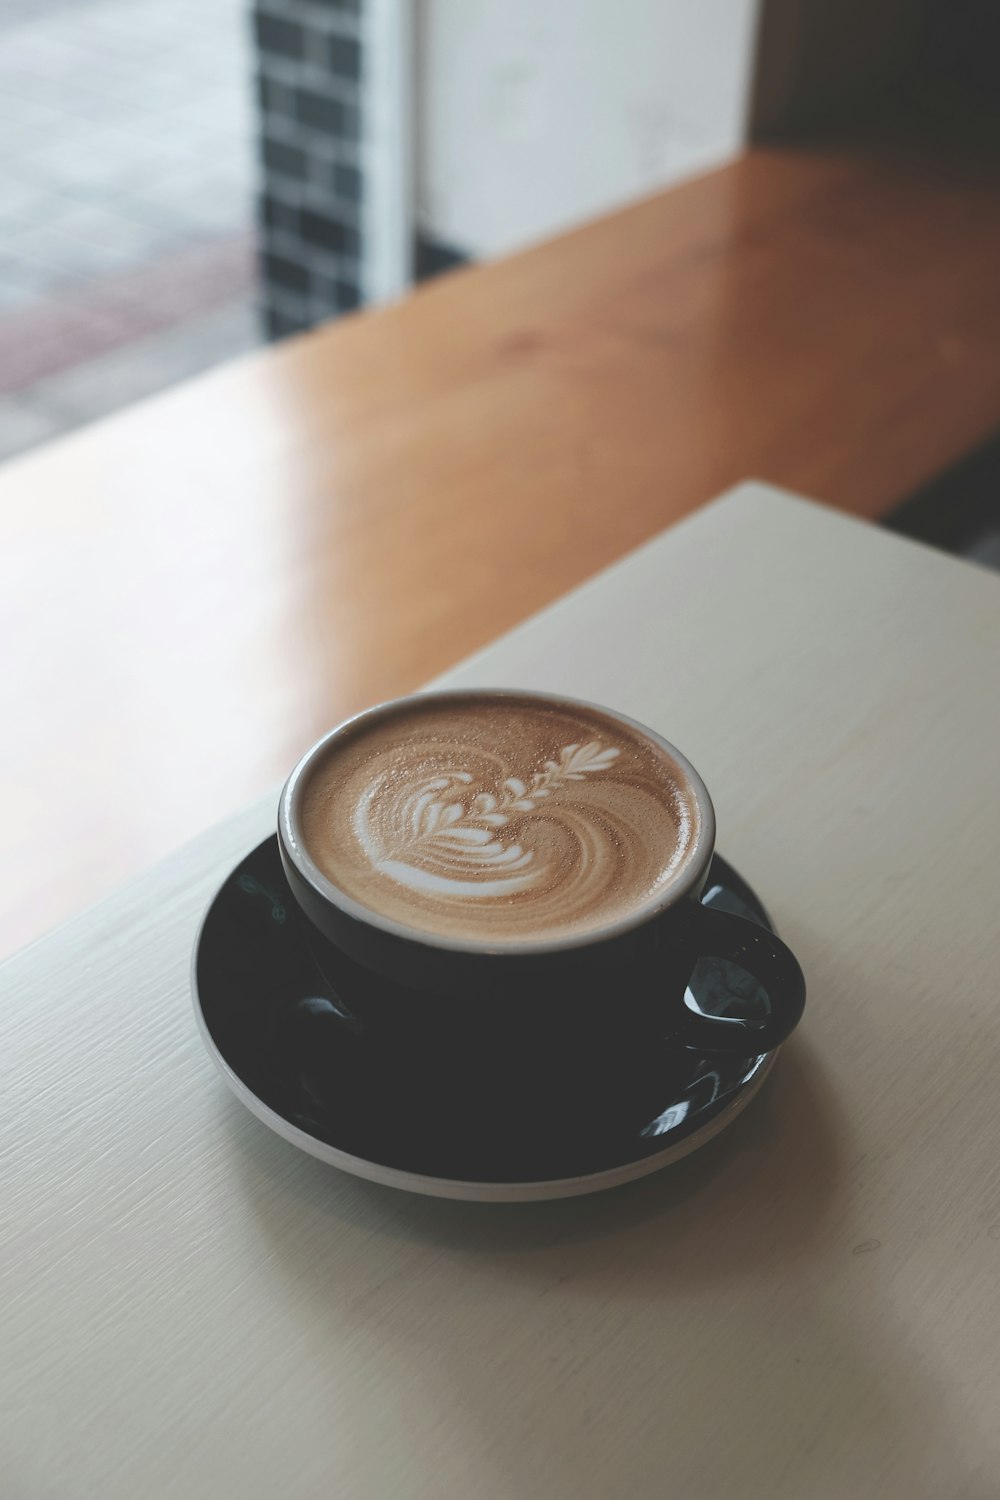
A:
[299,696,701,944]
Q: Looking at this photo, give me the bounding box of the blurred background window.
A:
[0,0,259,461]
[2,0,999,513]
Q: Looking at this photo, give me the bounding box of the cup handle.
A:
[672,900,806,1053]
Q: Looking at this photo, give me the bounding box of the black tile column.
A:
[253,0,365,339]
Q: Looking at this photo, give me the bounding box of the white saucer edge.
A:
[192,970,779,1201]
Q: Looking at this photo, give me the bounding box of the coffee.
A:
[298,694,703,945]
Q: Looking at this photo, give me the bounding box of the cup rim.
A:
[278,688,717,959]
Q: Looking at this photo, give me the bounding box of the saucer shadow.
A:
[221,1040,982,1495]
[226,1035,843,1287]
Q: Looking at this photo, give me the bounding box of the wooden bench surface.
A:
[3,140,999,955]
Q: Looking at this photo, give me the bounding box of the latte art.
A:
[354,740,623,900]
[298,696,703,944]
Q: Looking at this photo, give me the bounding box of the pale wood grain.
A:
[4,142,1000,956]
[2,486,999,1498]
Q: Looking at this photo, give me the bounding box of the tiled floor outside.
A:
[0,0,262,462]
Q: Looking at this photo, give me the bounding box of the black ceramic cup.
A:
[276,691,805,1118]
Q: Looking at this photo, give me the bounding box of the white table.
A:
[3,484,999,1499]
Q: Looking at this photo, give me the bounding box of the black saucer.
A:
[193,839,780,1200]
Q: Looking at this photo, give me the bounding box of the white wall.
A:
[415,0,762,259]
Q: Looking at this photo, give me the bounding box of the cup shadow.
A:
[228,1039,842,1285]
[221,1036,982,1495]
[220,1038,983,1494]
